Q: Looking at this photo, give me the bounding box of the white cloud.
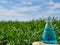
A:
[22,1,32,5]
[35,0,60,19]
[0,6,26,17]
[0,0,60,21]
[12,6,41,12]
[0,5,41,21]
[47,3,60,9]
[53,3,60,8]
[44,0,60,14]
[45,0,60,8]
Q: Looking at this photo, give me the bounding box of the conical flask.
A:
[42,17,58,44]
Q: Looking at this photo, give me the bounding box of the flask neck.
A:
[45,22,52,28]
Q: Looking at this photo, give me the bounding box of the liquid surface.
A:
[42,28,57,44]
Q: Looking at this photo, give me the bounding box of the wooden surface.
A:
[32,42,59,45]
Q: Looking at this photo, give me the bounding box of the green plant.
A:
[0,19,60,45]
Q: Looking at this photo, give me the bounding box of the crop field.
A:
[0,19,60,45]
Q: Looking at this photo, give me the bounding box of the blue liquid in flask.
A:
[42,17,58,44]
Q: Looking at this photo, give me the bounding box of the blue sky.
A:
[0,0,60,21]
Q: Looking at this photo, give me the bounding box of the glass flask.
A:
[42,17,58,44]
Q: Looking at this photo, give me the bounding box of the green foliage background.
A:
[0,19,60,45]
